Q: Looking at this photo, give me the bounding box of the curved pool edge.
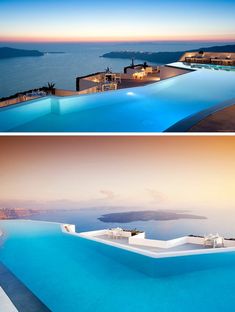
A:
[0,78,152,112]
[1,68,235,132]
[165,97,235,132]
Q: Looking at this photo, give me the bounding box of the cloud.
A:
[0,199,82,210]
[146,188,167,204]
[0,192,119,210]
[99,189,117,200]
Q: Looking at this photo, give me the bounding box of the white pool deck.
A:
[62,225,235,259]
[0,287,18,312]
[94,235,204,252]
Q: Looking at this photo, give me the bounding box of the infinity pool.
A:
[1,220,235,312]
[0,65,235,132]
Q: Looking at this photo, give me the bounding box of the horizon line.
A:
[0,36,235,44]
[1,39,235,44]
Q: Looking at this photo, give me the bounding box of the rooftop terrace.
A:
[180,51,235,66]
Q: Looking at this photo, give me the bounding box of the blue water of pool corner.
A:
[1,63,235,132]
[1,220,235,312]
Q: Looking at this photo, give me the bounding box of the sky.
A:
[0,0,235,42]
[0,136,235,212]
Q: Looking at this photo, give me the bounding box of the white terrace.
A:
[62,225,235,259]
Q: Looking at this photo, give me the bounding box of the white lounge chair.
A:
[107,229,114,238]
[112,227,123,239]
[204,233,224,248]
[214,236,224,248]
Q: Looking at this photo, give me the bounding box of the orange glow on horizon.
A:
[0,34,234,43]
[1,136,235,212]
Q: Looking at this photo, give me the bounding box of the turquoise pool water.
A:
[1,67,235,132]
[189,63,235,71]
[1,220,235,312]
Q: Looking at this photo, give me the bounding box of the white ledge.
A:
[61,225,235,259]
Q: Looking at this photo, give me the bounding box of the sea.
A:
[0,41,232,98]
[28,206,235,240]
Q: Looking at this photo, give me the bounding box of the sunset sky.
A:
[0,136,235,211]
[0,0,234,42]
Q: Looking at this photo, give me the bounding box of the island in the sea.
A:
[101,44,235,64]
[98,210,207,223]
[0,47,64,59]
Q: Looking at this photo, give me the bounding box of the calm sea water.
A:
[0,41,231,98]
[28,206,235,240]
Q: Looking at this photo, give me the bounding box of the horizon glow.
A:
[0,136,235,212]
[0,0,235,42]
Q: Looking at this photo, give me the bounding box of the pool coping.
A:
[164,62,235,132]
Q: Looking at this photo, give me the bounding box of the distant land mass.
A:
[0,208,83,220]
[0,208,40,219]
[101,44,235,64]
[0,47,64,59]
[98,210,207,223]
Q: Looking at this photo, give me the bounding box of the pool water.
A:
[189,63,235,71]
[0,67,235,132]
[1,220,235,312]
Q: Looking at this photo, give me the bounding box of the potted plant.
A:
[46,82,56,95]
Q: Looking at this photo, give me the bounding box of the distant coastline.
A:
[101,44,235,64]
[0,208,86,220]
[0,208,40,219]
[0,47,65,59]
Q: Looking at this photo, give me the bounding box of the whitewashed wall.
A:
[129,234,235,249]
[129,235,188,249]
[79,229,108,237]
